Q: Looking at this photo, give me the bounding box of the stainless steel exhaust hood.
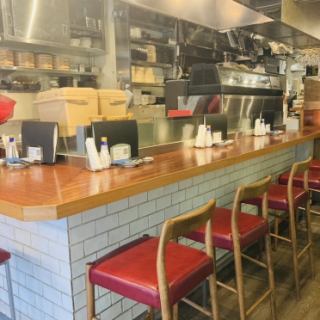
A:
[233,0,320,48]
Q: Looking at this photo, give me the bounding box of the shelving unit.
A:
[130,39,176,49]
[125,4,178,106]
[0,40,105,57]
[131,60,172,69]
[132,82,165,87]
[0,66,99,76]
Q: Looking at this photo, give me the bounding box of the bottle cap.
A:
[9,137,14,142]
[101,137,108,143]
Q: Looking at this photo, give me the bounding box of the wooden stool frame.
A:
[224,176,276,320]
[86,199,220,320]
[271,157,314,300]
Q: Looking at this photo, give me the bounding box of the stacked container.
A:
[35,88,98,137]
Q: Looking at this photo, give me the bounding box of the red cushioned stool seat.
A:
[244,184,308,211]
[89,236,213,309]
[310,159,320,171]
[279,170,320,190]
[187,207,269,251]
[0,248,10,264]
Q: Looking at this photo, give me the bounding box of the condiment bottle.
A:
[205,125,213,147]
[5,136,19,163]
[100,137,111,169]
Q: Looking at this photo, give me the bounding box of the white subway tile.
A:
[84,233,108,256]
[178,178,193,190]
[172,190,186,205]
[96,214,119,235]
[70,243,84,262]
[82,206,106,223]
[69,222,95,245]
[129,193,147,207]
[109,225,130,245]
[129,218,149,236]
[148,210,164,228]
[138,201,156,217]
[147,187,164,200]
[155,195,171,210]
[163,183,178,195]
[119,207,138,225]
[108,199,129,214]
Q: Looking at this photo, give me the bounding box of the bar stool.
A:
[279,163,320,217]
[86,200,219,320]
[309,159,320,171]
[0,248,15,320]
[186,176,276,320]
[244,158,313,300]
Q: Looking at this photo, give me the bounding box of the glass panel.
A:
[218,67,271,89]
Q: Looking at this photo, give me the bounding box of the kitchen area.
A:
[1,1,320,320]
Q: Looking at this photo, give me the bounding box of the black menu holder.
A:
[21,121,59,164]
[91,120,139,157]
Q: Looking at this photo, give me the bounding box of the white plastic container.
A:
[35,88,98,137]
[97,90,127,117]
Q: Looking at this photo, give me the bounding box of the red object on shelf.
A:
[0,94,16,124]
[167,109,193,118]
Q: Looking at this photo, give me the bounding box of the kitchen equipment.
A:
[35,88,98,137]
[179,64,283,133]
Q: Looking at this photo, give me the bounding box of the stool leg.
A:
[173,304,178,320]
[273,217,280,251]
[265,234,277,320]
[234,245,246,320]
[4,262,15,320]
[305,200,315,279]
[208,247,220,320]
[146,307,154,320]
[202,280,208,308]
[86,263,96,320]
[289,208,300,300]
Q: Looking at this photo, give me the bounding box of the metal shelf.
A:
[0,66,99,76]
[130,19,175,32]
[132,82,165,87]
[131,38,176,48]
[131,60,173,68]
[0,40,105,57]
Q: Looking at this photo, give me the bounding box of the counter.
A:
[0,128,318,320]
[0,128,319,222]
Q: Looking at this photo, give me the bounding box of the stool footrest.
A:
[246,289,272,316]
[216,280,237,294]
[241,253,267,269]
[182,298,212,317]
[297,242,312,260]
[270,233,292,243]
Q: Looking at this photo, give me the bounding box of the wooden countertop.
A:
[1,128,319,221]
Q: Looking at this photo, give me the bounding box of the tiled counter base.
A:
[0,142,312,320]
